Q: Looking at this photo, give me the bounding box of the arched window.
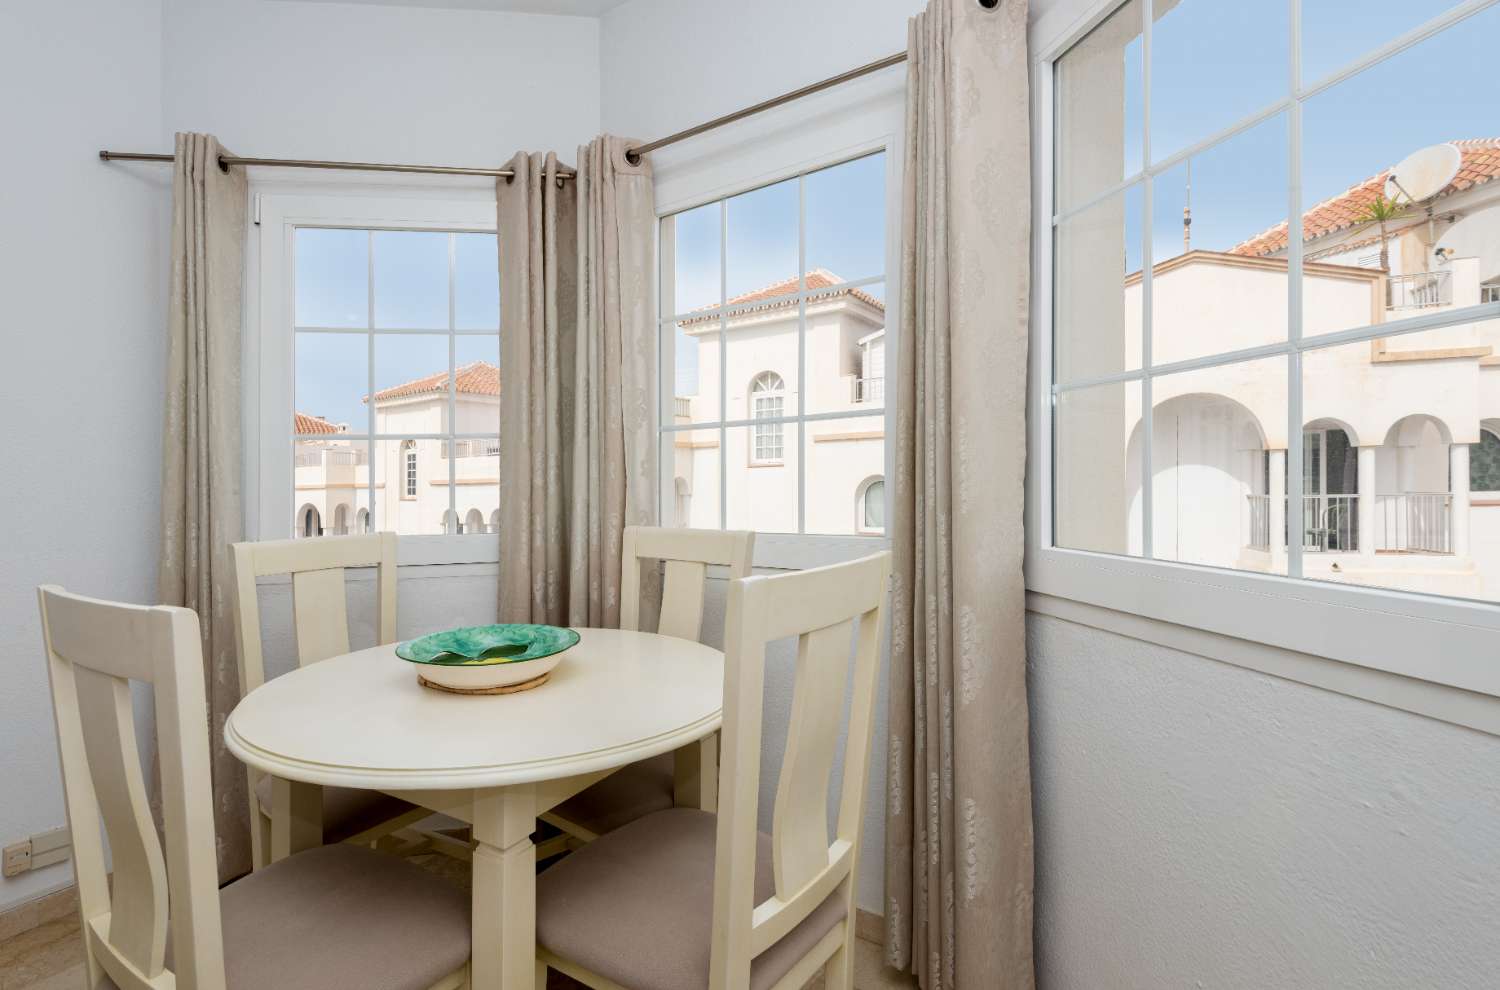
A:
[1473,429,1500,492]
[488,508,501,535]
[749,371,785,464]
[332,504,350,536]
[355,507,370,534]
[464,508,485,535]
[403,440,418,497]
[857,477,885,534]
[441,508,460,535]
[297,504,321,539]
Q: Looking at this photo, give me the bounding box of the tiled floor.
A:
[0,856,916,990]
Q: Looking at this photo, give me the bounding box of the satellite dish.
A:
[1385,143,1462,204]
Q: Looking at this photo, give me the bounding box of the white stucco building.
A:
[670,270,887,536]
[1059,139,1500,601]
[293,361,500,537]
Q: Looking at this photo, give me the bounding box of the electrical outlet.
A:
[2,840,31,878]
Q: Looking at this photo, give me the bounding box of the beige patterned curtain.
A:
[883,2,1035,988]
[498,137,657,625]
[157,132,250,882]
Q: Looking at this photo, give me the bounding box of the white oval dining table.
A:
[224,627,725,990]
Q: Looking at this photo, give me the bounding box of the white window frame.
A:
[749,371,787,464]
[1027,0,1500,715]
[856,476,886,536]
[651,70,905,570]
[247,184,501,567]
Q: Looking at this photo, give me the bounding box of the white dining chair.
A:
[542,526,754,843]
[535,550,891,990]
[37,584,471,990]
[230,532,428,869]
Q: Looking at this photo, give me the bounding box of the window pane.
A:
[455,336,500,436]
[663,201,721,317]
[373,438,447,535]
[450,445,499,535]
[665,429,721,529]
[1301,323,1499,602]
[374,230,449,329]
[1302,0,1463,84]
[665,318,721,425]
[804,280,886,416]
[454,233,499,330]
[1055,183,1143,384]
[295,228,368,328]
[1054,381,1141,555]
[292,437,367,539]
[726,424,798,534]
[295,332,367,434]
[1054,0,1143,213]
[805,153,886,283]
[804,416,884,535]
[727,177,798,303]
[1301,6,1498,337]
[1149,0,1289,165]
[1151,114,1289,365]
[373,334,450,434]
[1149,357,1287,574]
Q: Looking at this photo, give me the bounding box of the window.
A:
[659,152,890,538]
[403,440,419,498]
[260,192,501,564]
[750,371,786,463]
[1048,0,1500,604]
[858,477,885,535]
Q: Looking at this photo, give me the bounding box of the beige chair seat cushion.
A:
[537,808,846,990]
[549,751,674,835]
[105,844,469,990]
[254,774,416,842]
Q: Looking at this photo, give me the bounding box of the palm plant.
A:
[1351,191,1411,271]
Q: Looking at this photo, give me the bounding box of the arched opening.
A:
[1375,414,1456,554]
[1127,393,1267,567]
[1302,418,1359,552]
[441,508,459,535]
[856,476,885,534]
[749,371,785,464]
[464,508,484,535]
[297,503,322,539]
[1471,426,1500,493]
[332,503,350,536]
[488,508,501,535]
[355,507,370,534]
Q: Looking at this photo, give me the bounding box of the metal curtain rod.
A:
[99,48,916,175]
[623,50,908,164]
[97,150,577,180]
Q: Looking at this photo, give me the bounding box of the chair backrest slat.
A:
[38,585,227,990]
[620,526,754,641]
[707,551,891,990]
[292,566,352,664]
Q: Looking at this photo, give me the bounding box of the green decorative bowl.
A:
[396,624,579,692]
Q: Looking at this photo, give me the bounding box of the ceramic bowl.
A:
[395,624,580,692]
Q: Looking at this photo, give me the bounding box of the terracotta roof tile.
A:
[1231,139,1500,258]
[295,412,343,434]
[680,269,885,327]
[368,361,500,402]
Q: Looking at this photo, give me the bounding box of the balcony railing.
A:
[1374,492,1452,554]
[1245,492,1453,554]
[1386,270,1452,310]
[852,377,884,403]
[441,438,501,459]
[294,448,365,468]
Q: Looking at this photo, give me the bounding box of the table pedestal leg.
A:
[269,777,322,861]
[471,786,537,990]
[674,733,718,811]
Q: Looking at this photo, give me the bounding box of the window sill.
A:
[1027,545,1500,715]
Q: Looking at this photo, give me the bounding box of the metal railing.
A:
[1302,494,1358,552]
[1386,270,1452,310]
[441,438,501,459]
[674,396,693,419]
[1247,494,1271,550]
[852,377,884,403]
[1375,492,1452,554]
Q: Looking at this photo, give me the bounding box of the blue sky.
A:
[295,229,499,430]
[1106,0,1494,272]
[668,151,888,396]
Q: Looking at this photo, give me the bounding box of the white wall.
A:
[1028,613,1500,988]
[0,0,169,912]
[164,0,601,163]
